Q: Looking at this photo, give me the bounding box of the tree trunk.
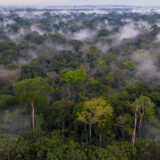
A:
[31,100,35,129]
[99,132,102,146]
[8,155,10,160]
[139,101,144,134]
[89,123,92,144]
[84,123,88,143]
[81,44,88,72]
[123,129,125,140]
[72,87,76,102]
[62,121,65,130]
[132,105,138,145]
[85,123,87,132]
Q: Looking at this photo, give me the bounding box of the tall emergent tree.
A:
[131,96,154,145]
[14,77,51,129]
[77,98,113,144]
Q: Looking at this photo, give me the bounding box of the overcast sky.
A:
[0,0,160,6]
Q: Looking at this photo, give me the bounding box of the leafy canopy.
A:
[77,97,113,125]
[61,69,88,86]
[14,77,51,108]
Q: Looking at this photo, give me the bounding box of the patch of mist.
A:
[8,28,28,44]
[112,22,140,42]
[15,11,45,19]
[3,19,15,27]
[30,24,46,35]
[111,21,150,43]
[0,69,20,84]
[44,41,73,51]
[71,29,97,41]
[154,33,160,42]
[1,109,31,134]
[131,50,160,82]
[137,20,151,30]
[95,19,113,31]
[96,42,110,53]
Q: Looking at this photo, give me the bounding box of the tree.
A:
[25,31,44,44]
[8,24,20,33]
[14,77,51,129]
[49,33,67,44]
[106,72,116,86]
[77,98,113,144]
[115,114,132,140]
[123,61,136,70]
[61,69,88,86]
[87,46,101,68]
[21,64,37,79]
[131,96,154,145]
[48,99,73,129]
[98,53,116,73]
[0,134,21,159]
[99,53,116,65]
[1,49,18,65]
[61,69,88,100]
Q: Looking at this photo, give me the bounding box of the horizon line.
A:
[0,4,160,7]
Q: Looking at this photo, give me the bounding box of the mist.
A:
[132,51,160,82]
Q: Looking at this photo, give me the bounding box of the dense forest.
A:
[1,6,160,160]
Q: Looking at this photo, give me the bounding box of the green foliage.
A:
[34,131,87,160]
[100,53,116,65]
[61,69,88,86]
[1,9,160,160]
[49,33,67,43]
[133,96,155,120]
[49,51,81,73]
[0,134,31,160]
[8,24,20,33]
[21,64,37,79]
[14,77,51,109]
[0,44,19,65]
[25,31,44,44]
[48,99,73,128]
[0,94,16,109]
[77,97,113,125]
[87,46,101,67]
[123,61,136,70]
[106,72,116,86]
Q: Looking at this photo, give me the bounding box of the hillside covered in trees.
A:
[1,6,160,160]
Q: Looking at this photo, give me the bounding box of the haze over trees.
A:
[1,5,160,160]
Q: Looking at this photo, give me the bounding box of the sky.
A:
[0,0,160,6]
